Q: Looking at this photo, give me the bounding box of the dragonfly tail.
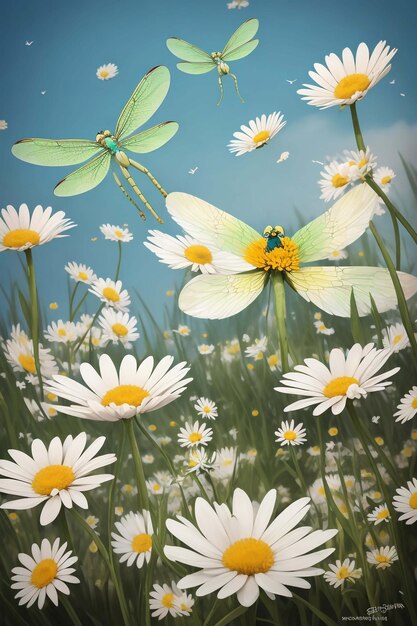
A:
[119,165,164,224]
[112,172,146,220]
[128,158,168,198]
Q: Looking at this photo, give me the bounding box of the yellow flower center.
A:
[58,328,67,337]
[102,287,120,302]
[31,559,58,588]
[112,323,128,337]
[331,173,349,188]
[284,430,297,441]
[318,486,326,496]
[184,244,213,265]
[323,376,359,398]
[334,73,371,99]
[100,69,109,78]
[47,392,57,401]
[114,229,123,237]
[358,157,367,169]
[411,398,417,409]
[381,175,392,185]
[32,465,75,495]
[376,509,389,520]
[152,483,161,492]
[244,237,300,272]
[3,228,40,248]
[336,565,350,580]
[78,271,88,280]
[222,538,274,575]
[252,130,270,144]
[268,355,279,366]
[162,593,174,608]
[131,533,152,553]
[409,492,417,509]
[328,427,338,436]
[101,384,150,407]
[392,334,403,345]
[18,353,36,373]
[375,554,389,564]
[188,432,203,443]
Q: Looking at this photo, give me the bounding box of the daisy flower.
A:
[394,387,417,423]
[297,41,397,109]
[96,63,119,80]
[194,397,218,420]
[98,309,140,347]
[0,433,116,525]
[45,354,192,422]
[145,230,248,274]
[89,278,131,311]
[65,261,96,284]
[367,503,391,525]
[10,538,79,609]
[392,478,417,525]
[44,320,77,344]
[0,120,8,130]
[228,112,286,156]
[100,223,132,242]
[323,558,362,588]
[382,322,410,352]
[275,420,307,446]
[165,489,337,607]
[227,0,249,8]
[212,447,237,480]
[366,546,398,569]
[149,582,187,620]
[245,336,268,360]
[185,448,217,474]
[343,147,377,179]
[0,204,75,252]
[275,343,399,416]
[374,166,395,191]
[174,325,191,336]
[198,344,215,355]
[267,354,281,371]
[111,510,153,568]
[4,337,58,382]
[319,161,353,202]
[328,249,348,261]
[314,320,335,335]
[147,479,165,496]
[178,421,213,448]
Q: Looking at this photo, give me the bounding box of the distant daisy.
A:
[100,223,132,242]
[343,147,377,179]
[96,63,119,80]
[198,344,215,355]
[194,397,218,420]
[367,546,398,569]
[185,448,217,474]
[323,558,362,588]
[89,278,131,311]
[147,479,164,496]
[98,309,140,347]
[245,336,268,360]
[374,166,396,190]
[382,323,410,352]
[227,0,249,8]
[173,325,191,336]
[297,41,397,109]
[319,162,352,202]
[212,446,237,479]
[228,112,286,156]
[0,120,8,130]
[367,503,391,525]
[0,432,116,525]
[275,419,307,446]
[4,337,58,382]
[327,249,348,261]
[111,510,153,568]
[314,320,335,335]
[177,421,213,448]
[149,582,187,620]
[10,538,79,609]
[45,354,192,422]
[392,478,417,525]
[0,204,75,252]
[65,262,96,284]
[275,343,399,416]
[394,387,417,423]
[44,320,77,344]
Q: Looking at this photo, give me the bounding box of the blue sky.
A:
[1,0,416,324]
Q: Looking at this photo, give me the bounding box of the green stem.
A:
[68,282,79,321]
[115,240,122,281]
[24,248,44,400]
[125,418,150,511]
[70,289,89,322]
[350,102,366,152]
[213,605,247,626]
[272,273,289,373]
[202,599,219,626]
[60,595,84,626]
[108,424,127,556]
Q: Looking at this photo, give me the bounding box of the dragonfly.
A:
[167,18,259,105]
[12,66,178,223]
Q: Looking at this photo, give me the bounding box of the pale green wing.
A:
[12,138,101,166]
[179,271,267,319]
[115,66,171,141]
[166,37,212,62]
[176,61,216,75]
[286,266,417,317]
[292,184,379,263]
[166,191,260,258]
[54,152,111,197]
[120,122,179,153]
[222,40,259,62]
[221,19,259,57]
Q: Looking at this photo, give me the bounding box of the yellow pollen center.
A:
[78,271,88,280]
[375,554,389,564]
[31,559,58,588]
[222,538,274,575]
[32,465,75,495]
[392,334,403,345]
[162,593,174,608]
[152,483,161,492]
[323,376,359,398]
[381,175,392,185]
[244,237,300,273]
[252,130,270,144]
[184,244,213,265]
[3,228,40,248]
[203,406,211,413]
[18,353,36,373]
[334,73,371,99]
[411,398,417,409]
[284,430,297,441]
[331,173,349,188]
[102,287,120,302]
[58,328,67,336]
[336,565,350,580]
[358,158,367,169]
[268,355,279,366]
[100,70,109,78]
[188,432,203,443]
[408,492,417,509]
[112,323,128,337]
[376,509,389,520]
[318,486,326,496]
[101,384,150,407]
[131,533,152,553]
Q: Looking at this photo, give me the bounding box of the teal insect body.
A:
[263,225,285,252]
[104,137,119,154]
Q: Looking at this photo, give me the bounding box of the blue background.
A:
[1,0,416,323]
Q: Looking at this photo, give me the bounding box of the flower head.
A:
[0,204,75,252]
[98,309,140,347]
[100,223,132,242]
[194,397,218,420]
[111,510,153,567]
[392,477,417,525]
[228,112,286,156]
[275,420,307,446]
[178,421,213,448]
[149,581,190,620]
[394,387,417,423]
[382,323,410,352]
[65,261,96,284]
[367,546,398,569]
[96,63,119,80]
[367,503,391,525]
[89,278,131,311]
[323,558,362,588]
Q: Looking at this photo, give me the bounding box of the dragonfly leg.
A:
[119,165,164,224]
[112,172,146,220]
[230,73,244,103]
[128,158,168,197]
[217,76,224,106]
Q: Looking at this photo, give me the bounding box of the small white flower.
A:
[98,309,140,347]
[392,477,417,525]
[324,558,362,588]
[382,323,410,352]
[367,503,391,525]
[275,419,307,446]
[89,278,131,311]
[177,421,213,448]
[44,320,77,344]
[394,387,417,423]
[100,223,132,242]
[367,546,398,569]
[327,249,348,261]
[0,120,8,130]
[0,204,75,252]
[314,320,335,335]
[374,166,395,190]
[111,510,153,567]
[198,344,215,355]
[194,397,218,420]
[173,325,191,336]
[228,112,286,156]
[96,63,119,80]
[65,261,96,284]
[185,448,217,474]
[319,161,352,202]
[227,0,249,8]
[245,336,268,360]
[149,582,188,620]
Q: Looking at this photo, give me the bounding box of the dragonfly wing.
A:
[120,122,179,154]
[166,191,260,259]
[177,61,215,75]
[222,40,259,62]
[54,152,111,197]
[166,37,212,62]
[292,184,380,263]
[11,138,101,166]
[179,271,267,319]
[221,19,259,57]
[115,66,171,141]
[286,266,417,317]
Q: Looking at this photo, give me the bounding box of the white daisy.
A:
[382,323,410,352]
[0,204,75,252]
[227,0,249,8]
[0,120,8,130]
[343,147,377,179]
[367,503,391,525]
[198,344,215,355]
[100,223,132,242]
[149,582,187,620]
[4,337,58,382]
[45,354,192,422]
[212,446,237,480]
[267,354,281,371]
[314,321,335,335]
[144,230,249,274]
[366,546,398,569]
[394,387,417,423]
[96,63,119,81]
[327,249,348,261]
[194,397,218,420]
[323,558,362,588]
[297,41,397,109]
[173,325,191,336]
[319,161,353,202]
[111,510,153,568]
[44,320,77,344]
[165,489,337,607]
[178,421,213,448]
[98,309,140,347]
[89,278,131,311]
[185,448,217,474]
[0,433,115,525]
[10,538,79,609]
[275,343,399,416]
[392,478,417,525]
[65,261,96,284]
[275,420,307,446]
[374,166,395,191]
[147,479,165,496]
[228,112,286,156]
[245,337,268,360]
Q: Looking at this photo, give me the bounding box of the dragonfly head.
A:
[96,130,112,146]
[211,51,222,60]
[263,225,285,240]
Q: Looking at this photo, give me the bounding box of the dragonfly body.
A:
[263,225,285,252]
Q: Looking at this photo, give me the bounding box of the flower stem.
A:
[60,595,84,626]
[24,248,44,400]
[68,281,79,321]
[125,418,150,511]
[272,273,289,373]
[115,240,122,281]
